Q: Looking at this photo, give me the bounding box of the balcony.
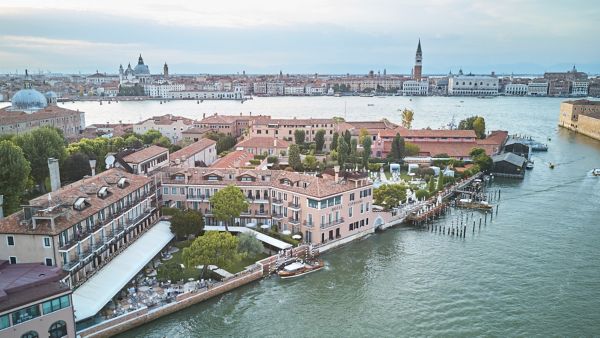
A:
[247,196,269,204]
[320,217,345,229]
[302,221,314,228]
[62,259,80,272]
[254,210,269,217]
[288,218,300,225]
[240,210,252,216]
[272,213,285,220]
[271,198,283,205]
[187,194,208,201]
[288,202,301,210]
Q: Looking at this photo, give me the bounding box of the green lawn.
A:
[228,252,268,274]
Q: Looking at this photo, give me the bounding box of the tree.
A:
[401,108,414,129]
[470,147,493,172]
[415,189,430,200]
[390,133,405,161]
[294,129,305,145]
[358,128,370,144]
[361,137,372,169]
[0,140,31,214]
[182,232,242,276]
[153,136,171,148]
[237,232,263,257]
[404,142,420,156]
[125,135,143,148]
[331,132,339,151]
[141,129,162,144]
[343,130,351,150]
[472,116,486,139]
[303,155,318,171]
[332,116,345,123]
[428,176,436,193]
[315,129,326,152]
[288,144,302,171]
[337,137,348,170]
[350,139,358,169]
[170,209,204,240]
[458,115,486,139]
[14,127,66,191]
[157,261,185,282]
[216,135,236,154]
[437,172,445,190]
[210,185,249,229]
[62,152,91,183]
[373,184,408,209]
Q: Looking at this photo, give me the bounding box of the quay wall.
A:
[77,267,263,338]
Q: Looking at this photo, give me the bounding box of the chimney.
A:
[48,158,61,192]
[274,138,277,147]
[0,195,4,220]
[89,159,97,176]
[334,165,340,182]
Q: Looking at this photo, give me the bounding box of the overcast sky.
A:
[1,0,599,75]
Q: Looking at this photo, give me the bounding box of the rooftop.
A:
[170,138,216,162]
[492,152,527,167]
[235,136,289,149]
[122,145,169,164]
[0,168,151,235]
[0,105,82,125]
[210,150,255,169]
[563,99,600,106]
[0,261,69,313]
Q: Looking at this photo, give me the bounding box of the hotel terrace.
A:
[0,168,160,288]
[160,168,375,244]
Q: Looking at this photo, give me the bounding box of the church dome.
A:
[45,91,58,105]
[134,63,150,75]
[11,88,48,112]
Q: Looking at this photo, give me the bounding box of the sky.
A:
[0,0,599,75]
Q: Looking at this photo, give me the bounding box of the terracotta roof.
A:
[210,150,255,169]
[170,139,216,162]
[345,120,398,131]
[0,168,151,235]
[199,114,269,125]
[400,129,477,139]
[160,168,371,199]
[0,105,82,125]
[252,117,334,126]
[138,114,195,126]
[182,127,211,135]
[235,137,289,149]
[0,261,69,312]
[122,145,168,164]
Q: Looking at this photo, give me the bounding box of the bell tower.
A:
[413,39,422,81]
[163,62,169,77]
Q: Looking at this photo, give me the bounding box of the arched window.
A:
[48,320,67,338]
[21,331,39,338]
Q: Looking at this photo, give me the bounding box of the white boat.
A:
[592,168,600,176]
[278,259,324,279]
[526,161,534,169]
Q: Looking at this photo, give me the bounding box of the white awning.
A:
[72,221,174,321]
[204,225,292,250]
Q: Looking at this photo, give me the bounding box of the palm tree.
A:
[401,108,414,129]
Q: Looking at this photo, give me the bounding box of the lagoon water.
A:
[9,96,599,337]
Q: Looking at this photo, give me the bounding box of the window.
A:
[43,237,51,248]
[48,320,68,338]
[9,256,16,264]
[0,314,9,330]
[349,207,353,218]
[45,258,53,266]
[349,193,355,201]
[42,295,70,315]
[21,331,39,338]
[171,187,177,194]
[7,235,14,246]
[12,304,40,325]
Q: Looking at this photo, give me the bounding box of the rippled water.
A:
[6,96,597,336]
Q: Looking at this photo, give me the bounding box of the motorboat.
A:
[592,168,600,176]
[526,161,534,169]
[456,198,492,210]
[278,259,324,279]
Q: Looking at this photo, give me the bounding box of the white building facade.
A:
[448,75,499,96]
[571,81,589,96]
[165,90,243,100]
[402,80,429,96]
[144,82,185,98]
[504,84,528,96]
[527,82,548,96]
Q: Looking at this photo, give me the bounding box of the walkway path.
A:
[203,225,293,250]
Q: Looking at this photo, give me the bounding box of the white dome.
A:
[11,89,48,112]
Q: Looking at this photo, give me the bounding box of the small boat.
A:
[278,259,324,279]
[592,168,600,176]
[526,161,534,169]
[549,163,555,169]
[456,198,492,210]
[367,103,375,106]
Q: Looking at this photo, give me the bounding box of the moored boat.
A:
[278,259,324,279]
[592,168,600,176]
[526,160,534,169]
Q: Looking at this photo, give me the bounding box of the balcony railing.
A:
[272,213,285,219]
[271,198,283,205]
[187,194,209,201]
[288,202,301,209]
[320,217,345,229]
[288,218,300,225]
[302,221,314,228]
[254,210,269,217]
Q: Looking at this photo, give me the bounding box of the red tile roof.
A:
[210,150,255,169]
[236,137,289,149]
[170,138,216,162]
[0,106,82,124]
[122,145,168,164]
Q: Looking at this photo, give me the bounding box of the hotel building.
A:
[133,114,196,143]
[160,168,375,245]
[249,118,337,151]
[0,261,75,338]
[0,168,160,288]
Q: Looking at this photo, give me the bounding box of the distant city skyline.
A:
[1,0,599,74]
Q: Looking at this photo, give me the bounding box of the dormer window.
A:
[117,177,128,188]
[208,175,219,181]
[73,197,90,211]
[97,186,109,199]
